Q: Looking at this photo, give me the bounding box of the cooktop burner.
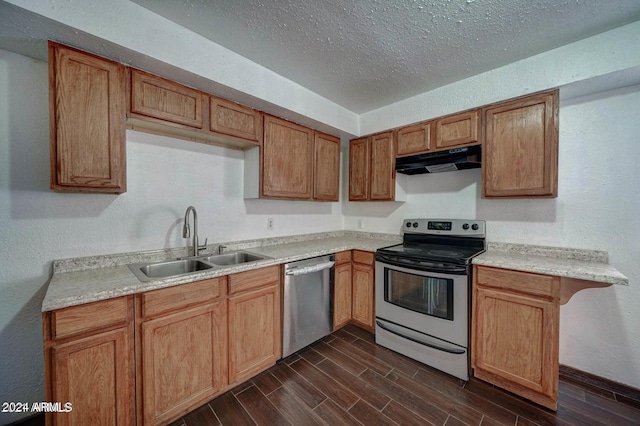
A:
[376,218,486,266]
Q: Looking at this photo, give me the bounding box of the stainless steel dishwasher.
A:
[282,254,335,357]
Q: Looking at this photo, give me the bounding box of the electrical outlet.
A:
[267,217,274,230]
[357,219,364,229]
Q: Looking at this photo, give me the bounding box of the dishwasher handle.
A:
[285,261,335,276]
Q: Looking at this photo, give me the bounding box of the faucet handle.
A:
[198,238,208,250]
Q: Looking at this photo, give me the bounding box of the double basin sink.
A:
[128,250,271,282]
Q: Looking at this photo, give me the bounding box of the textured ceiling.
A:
[130,0,640,113]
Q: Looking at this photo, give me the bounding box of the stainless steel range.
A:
[375,218,486,381]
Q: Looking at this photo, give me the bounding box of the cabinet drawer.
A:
[335,251,352,265]
[141,277,224,318]
[475,266,559,299]
[229,265,280,295]
[52,297,130,339]
[130,69,203,128]
[352,250,374,265]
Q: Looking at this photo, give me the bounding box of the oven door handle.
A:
[376,320,466,355]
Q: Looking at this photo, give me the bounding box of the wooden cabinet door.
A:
[349,137,369,201]
[130,69,203,129]
[50,327,134,426]
[262,116,314,199]
[396,122,433,157]
[370,132,395,201]
[435,109,480,149]
[333,261,352,330]
[472,266,560,410]
[483,90,558,198]
[351,252,374,331]
[228,284,280,385]
[314,132,341,201]
[210,96,261,142]
[141,301,227,426]
[49,42,126,193]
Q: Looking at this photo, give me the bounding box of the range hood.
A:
[395,145,482,175]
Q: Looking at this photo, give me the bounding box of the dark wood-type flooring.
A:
[170,325,640,426]
[14,325,640,426]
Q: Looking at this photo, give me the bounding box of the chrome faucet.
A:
[183,206,207,257]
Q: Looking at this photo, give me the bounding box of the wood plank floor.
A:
[172,324,640,426]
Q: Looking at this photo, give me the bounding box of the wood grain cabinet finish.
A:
[137,277,226,426]
[130,69,203,129]
[140,300,227,426]
[313,132,341,201]
[348,137,370,201]
[227,266,281,386]
[209,96,261,142]
[370,132,396,200]
[333,251,352,331]
[483,90,559,198]
[43,296,134,426]
[472,265,560,410]
[261,115,314,199]
[49,41,126,193]
[349,133,395,201]
[351,250,375,331]
[396,122,433,157]
[435,109,481,150]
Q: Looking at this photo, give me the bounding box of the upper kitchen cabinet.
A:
[127,69,262,149]
[313,132,341,201]
[209,96,261,143]
[245,116,340,201]
[129,69,203,129]
[435,109,481,150]
[349,132,405,201]
[396,122,433,157]
[348,137,369,201]
[261,115,314,199]
[483,90,559,198]
[49,42,126,193]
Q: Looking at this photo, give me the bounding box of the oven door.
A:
[375,260,469,347]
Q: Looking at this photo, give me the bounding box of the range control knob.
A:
[406,222,412,228]
[462,223,470,230]
[471,223,479,230]
[412,222,418,228]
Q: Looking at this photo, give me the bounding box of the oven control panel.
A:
[403,219,485,237]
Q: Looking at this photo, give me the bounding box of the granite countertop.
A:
[44,233,629,312]
[473,242,629,286]
[42,231,401,312]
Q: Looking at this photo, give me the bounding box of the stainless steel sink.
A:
[128,259,214,282]
[128,250,271,282]
[199,251,270,266]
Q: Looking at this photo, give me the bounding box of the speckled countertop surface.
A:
[42,231,401,312]
[473,242,629,286]
[44,233,629,312]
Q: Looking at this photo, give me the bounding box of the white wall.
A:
[0,48,343,425]
[344,85,640,389]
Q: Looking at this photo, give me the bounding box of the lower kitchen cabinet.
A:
[472,265,560,410]
[351,250,375,331]
[332,251,352,330]
[227,266,281,386]
[137,278,227,426]
[43,296,135,426]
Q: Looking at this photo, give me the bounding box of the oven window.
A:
[384,268,454,320]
